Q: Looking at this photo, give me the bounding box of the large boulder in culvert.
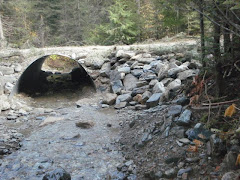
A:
[42,168,71,180]
[123,74,138,91]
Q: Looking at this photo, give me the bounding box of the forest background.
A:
[0,0,240,95]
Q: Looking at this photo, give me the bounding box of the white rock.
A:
[167,79,181,91]
[4,82,14,94]
[39,117,64,127]
[178,69,199,80]
[14,64,22,72]
[153,82,166,94]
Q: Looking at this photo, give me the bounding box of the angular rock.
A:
[221,172,239,180]
[142,91,152,103]
[157,63,169,80]
[111,80,123,94]
[164,168,177,179]
[177,109,192,126]
[167,79,181,91]
[116,93,132,104]
[0,96,10,111]
[14,64,22,73]
[186,126,213,141]
[149,79,158,88]
[0,83,3,95]
[161,78,174,86]
[133,94,143,104]
[118,66,131,74]
[168,105,182,117]
[0,66,14,75]
[136,80,148,87]
[177,168,192,178]
[131,69,143,78]
[42,168,71,180]
[91,59,105,69]
[102,93,117,105]
[131,85,150,97]
[139,72,157,82]
[138,58,155,64]
[135,104,147,110]
[210,134,226,156]
[4,82,14,94]
[99,62,111,77]
[178,69,199,80]
[123,74,138,91]
[143,64,152,71]
[153,82,166,94]
[146,93,162,108]
[114,102,127,109]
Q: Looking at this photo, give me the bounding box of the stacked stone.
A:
[98,49,201,109]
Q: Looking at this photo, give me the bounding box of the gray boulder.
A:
[146,93,163,108]
[178,69,199,80]
[167,79,181,91]
[118,66,131,74]
[4,82,14,94]
[111,80,123,94]
[0,66,14,75]
[102,93,117,105]
[99,62,111,77]
[42,168,71,180]
[177,109,192,126]
[116,93,132,104]
[142,91,152,103]
[153,82,166,94]
[123,74,138,91]
[114,102,127,109]
[131,69,143,78]
[14,64,22,73]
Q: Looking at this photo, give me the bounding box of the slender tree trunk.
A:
[0,14,5,41]
[136,0,141,42]
[213,5,223,97]
[199,0,206,66]
[40,15,45,47]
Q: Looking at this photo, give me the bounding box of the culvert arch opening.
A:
[12,54,96,98]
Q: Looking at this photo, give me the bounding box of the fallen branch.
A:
[190,105,221,110]
[202,99,240,106]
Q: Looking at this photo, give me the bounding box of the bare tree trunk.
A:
[0,14,5,41]
[136,0,141,42]
[40,15,45,47]
[199,0,206,66]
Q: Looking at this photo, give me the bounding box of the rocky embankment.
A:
[0,42,239,179]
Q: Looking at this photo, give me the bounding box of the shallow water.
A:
[0,90,123,180]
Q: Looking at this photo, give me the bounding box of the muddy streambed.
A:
[0,90,124,180]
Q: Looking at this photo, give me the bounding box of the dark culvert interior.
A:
[12,55,96,98]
